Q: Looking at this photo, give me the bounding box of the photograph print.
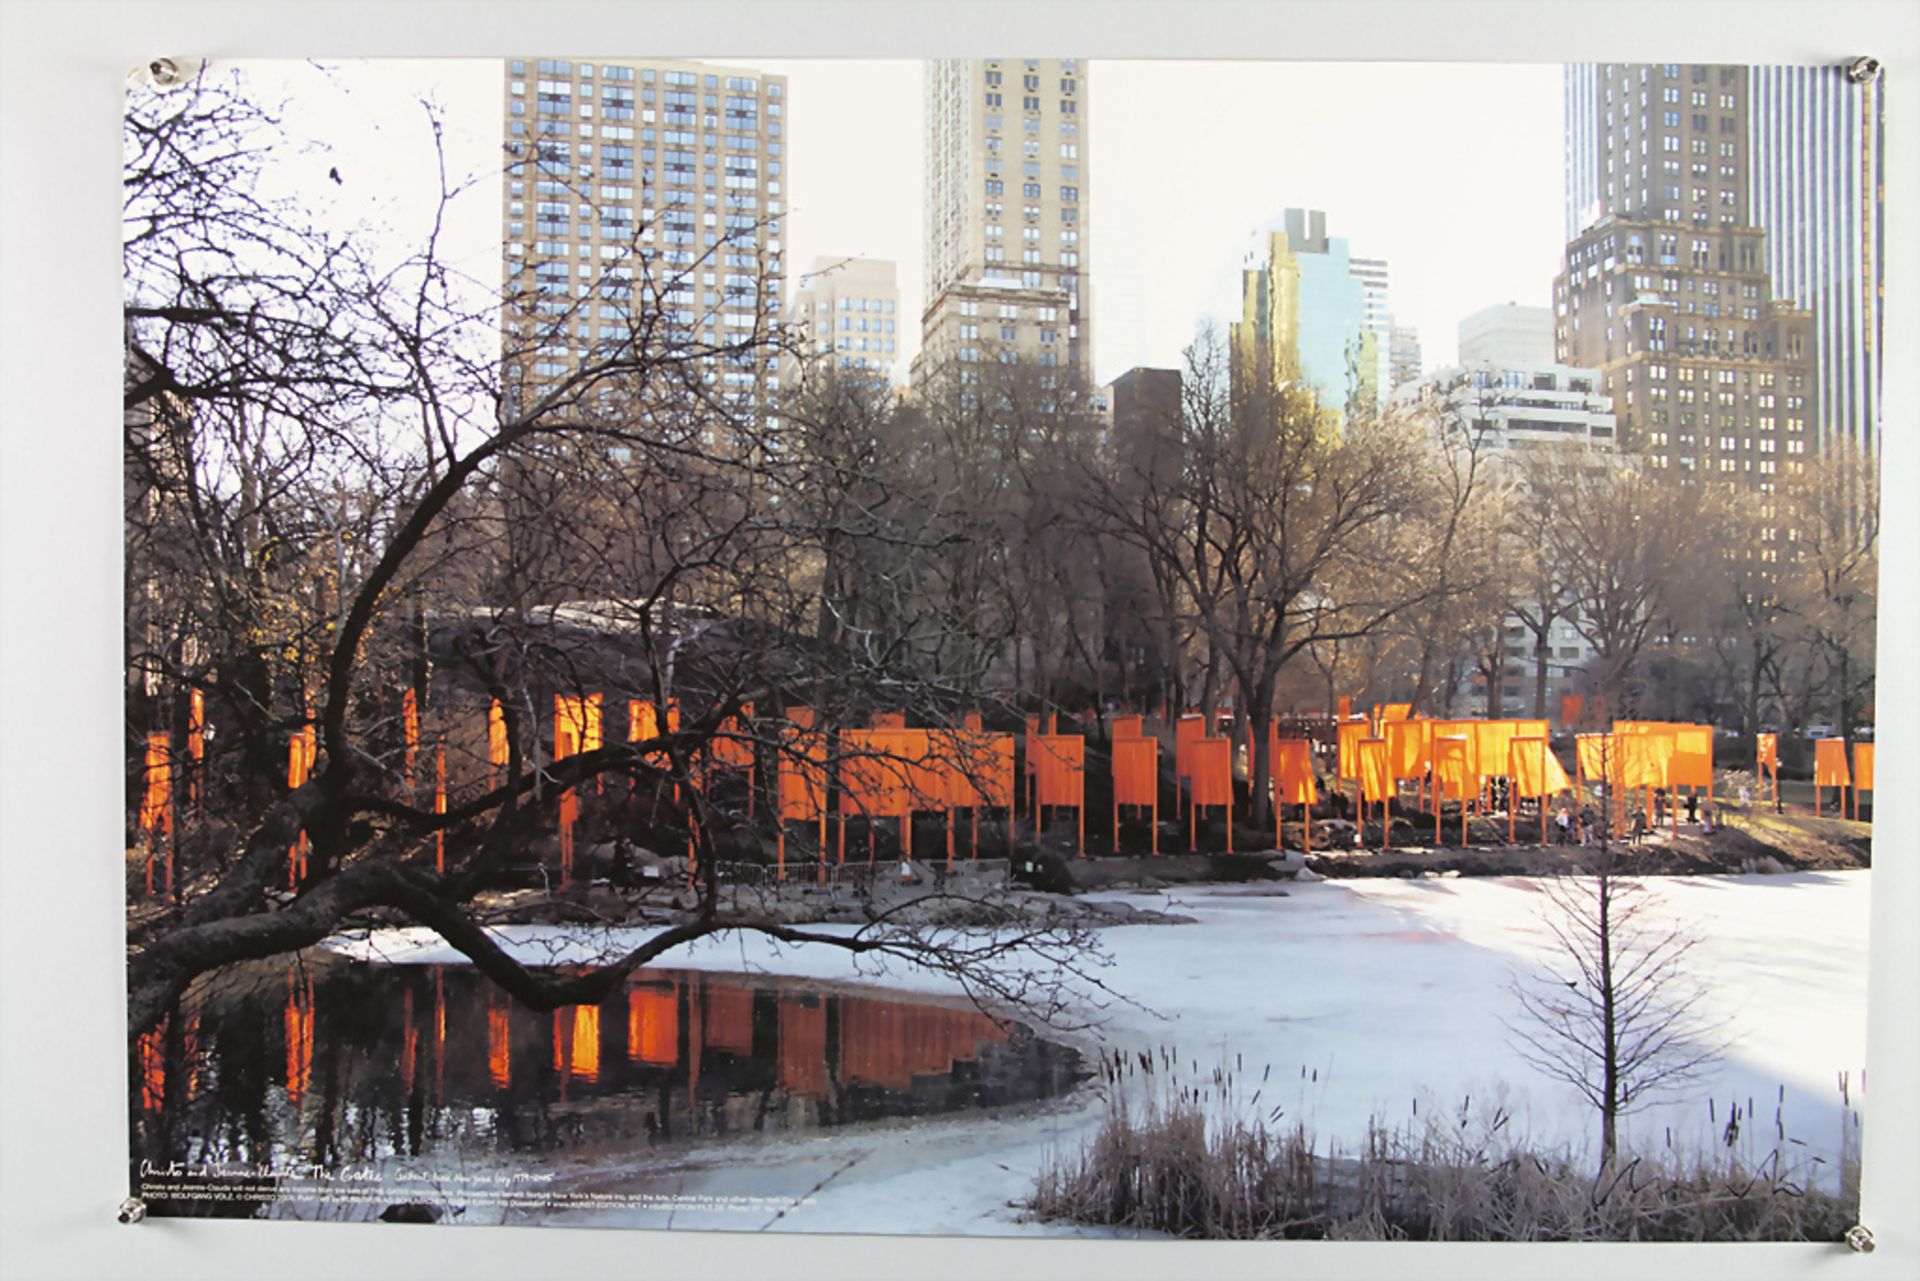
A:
[123,50,1883,1241]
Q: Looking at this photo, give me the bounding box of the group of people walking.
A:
[1541,790,1714,848]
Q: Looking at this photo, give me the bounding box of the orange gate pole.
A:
[1274,774,1282,853]
[1576,748,1585,844]
[1541,741,1550,846]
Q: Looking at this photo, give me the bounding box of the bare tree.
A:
[1087,326,1461,831]
[1689,485,1789,738]
[1779,441,1878,735]
[1536,454,1720,714]
[124,69,1113,1045]
[1506,816,1725,1168]
[1506,446,1588,720]
[1393,376,1518,714]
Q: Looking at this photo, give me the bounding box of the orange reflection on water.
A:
[838,998,1007,1090]
[704,983,755,1055]
[284,970,314,1104]
[182,1008,202,1100]
[777,995,827,1098]
[840,998,910,1089]
[137,1023,166,1112]
[627,984,678,1065]
[400,987,418,1094]
[433,970,446,1101]
[487,999,511,1088]
[570,1004,601,1081]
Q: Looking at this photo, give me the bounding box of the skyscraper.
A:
[1749,64,1886,450]
[1387,319,1423,393]
[1555,63,1815,501]
[500,57,788,416]
[1350,255,1394,401]
[1232,208,1386,424]
[786,257,903,383]
[916,58,1091,390]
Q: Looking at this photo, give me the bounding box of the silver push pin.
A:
[1844,1224,1875,1253]
[146,58,182,87]
[1844,57,1881,86]
[117,1196,147,1225]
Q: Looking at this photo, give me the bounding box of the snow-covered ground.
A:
[320,870,1870,1236]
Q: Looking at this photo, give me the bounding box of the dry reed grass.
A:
[1028,1047,1859,1241]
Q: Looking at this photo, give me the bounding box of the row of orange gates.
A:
[133,695,1879,897]
[1770,732,1875,820]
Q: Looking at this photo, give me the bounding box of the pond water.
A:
[130,957,1084,1218]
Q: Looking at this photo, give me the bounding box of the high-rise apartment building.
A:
[1232,208,1387,425]
[1556,63,1815,501]
[500,57,788,416]
[1387,319,1423,393]
[916,58,1091,390]
[1749,65,1886,450]
[1400,312,1618,719]
[1458,303,1555,366]
[1401,359,1619,456]
[1351,255,1394,400]
[786,257,902,382]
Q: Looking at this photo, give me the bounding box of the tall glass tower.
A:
[1748,64,1886,450]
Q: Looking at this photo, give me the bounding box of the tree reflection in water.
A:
[129,958,1082,1218]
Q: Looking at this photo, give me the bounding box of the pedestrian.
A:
[1631,809,1648,845]
[1686,792,1699,824]
[1555,807,1572,845]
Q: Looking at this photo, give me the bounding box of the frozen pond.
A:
[138,870,1870,1234]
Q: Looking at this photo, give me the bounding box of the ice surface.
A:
[318,871,1869,1235]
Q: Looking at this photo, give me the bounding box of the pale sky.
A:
[241,56,1568,388]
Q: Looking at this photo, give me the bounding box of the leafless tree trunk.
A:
[1506,788,1725,1169]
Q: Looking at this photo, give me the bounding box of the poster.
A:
[1,3,1915,1280]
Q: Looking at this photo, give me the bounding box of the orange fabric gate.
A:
[1112,736,1159,856]
[1187,736,1233,853]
